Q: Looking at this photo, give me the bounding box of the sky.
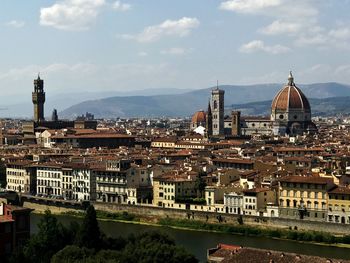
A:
[2,0,350,100]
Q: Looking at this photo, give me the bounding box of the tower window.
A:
[279,114,284,119]
[214,100,217,109]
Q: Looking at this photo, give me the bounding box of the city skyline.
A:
[1,0,350,101]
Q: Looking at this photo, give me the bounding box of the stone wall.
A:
[23,199,350,235]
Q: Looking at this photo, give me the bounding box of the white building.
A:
[71,164,96,202]
[36,163,63,197]
[62,167,73,200]
[224,192,243,214]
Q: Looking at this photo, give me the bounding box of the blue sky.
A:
[1,0,350,100]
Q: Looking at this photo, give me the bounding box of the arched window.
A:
[214,100,217,109]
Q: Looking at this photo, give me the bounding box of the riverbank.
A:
[31,213,350,262]
[32,208,350,249]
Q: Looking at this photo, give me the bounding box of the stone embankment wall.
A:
[23,199,350,235]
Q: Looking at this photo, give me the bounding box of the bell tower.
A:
[32,74,45,122]
[211,84,225,136]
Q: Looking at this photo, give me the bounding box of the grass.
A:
[57,209,350,247]
[62,210,138,222]
[158,217,350,246]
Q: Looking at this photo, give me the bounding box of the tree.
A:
[0,161,7,188]
[121,231,198,263]
[194,175,207,198]
[51,245,92,263]
[22,209,66,263]
[75,205,101,249]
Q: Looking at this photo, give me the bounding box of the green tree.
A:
[194,174,207,198]
[23,209,66,263]
[0,161,7,188]
[121,231,198,263]
[75,205,101,249]
[51,245,93,263]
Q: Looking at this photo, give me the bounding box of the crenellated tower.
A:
[32,75,45,122]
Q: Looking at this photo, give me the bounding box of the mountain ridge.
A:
[58,82,350,119]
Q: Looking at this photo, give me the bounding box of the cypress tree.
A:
[76,205,101,249]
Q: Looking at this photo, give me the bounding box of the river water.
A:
[31,214,350,262]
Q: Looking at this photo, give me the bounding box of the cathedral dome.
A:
[271,72,310,112]
[192,110,206,124]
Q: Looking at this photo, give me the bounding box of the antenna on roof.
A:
[217,80,219,89]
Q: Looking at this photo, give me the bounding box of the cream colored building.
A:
[327,186,350,224]
[278,176,333,221]
[6,161,35,194]
[153,176,196,209]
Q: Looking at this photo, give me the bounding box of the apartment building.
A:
[327,186,350,224]
[278,176,333,221]
[71,164,96,201]
[36,163,63,197]
[6,161,36,194]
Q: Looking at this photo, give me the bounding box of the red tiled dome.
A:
[192,110,206,123]
[271,73,310,111]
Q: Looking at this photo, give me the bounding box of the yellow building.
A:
[278,176,334,221]
[6,161,36,194]
[327,186,350,224]
[153,176,196,209]
[151,137,177,148]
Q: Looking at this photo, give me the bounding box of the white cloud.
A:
[220,0,317,19]
[120,17,200,43]
[294,25,350,49]
[295,34,328,47]
[299,63,350,83]
[160,47,190,55]
[219,0,281,13]
[112,1,131,11]
[6,20,25,28]
[329,27,350,40]
[260,20,301,35]
[239,40,290,54]
[40,0,106,31]
[220,0,350,50]
[138,51,148,57]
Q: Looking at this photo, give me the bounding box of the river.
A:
[31,214,350,262]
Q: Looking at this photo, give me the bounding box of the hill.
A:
[59,82,350,118]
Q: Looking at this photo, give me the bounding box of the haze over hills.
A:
[0,88,191,119]
[59,82,350,119]
[231,97,350,117]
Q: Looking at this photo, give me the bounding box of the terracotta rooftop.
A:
[208,244,350,263]
[271,83,311,112]
[278,175,333,185]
